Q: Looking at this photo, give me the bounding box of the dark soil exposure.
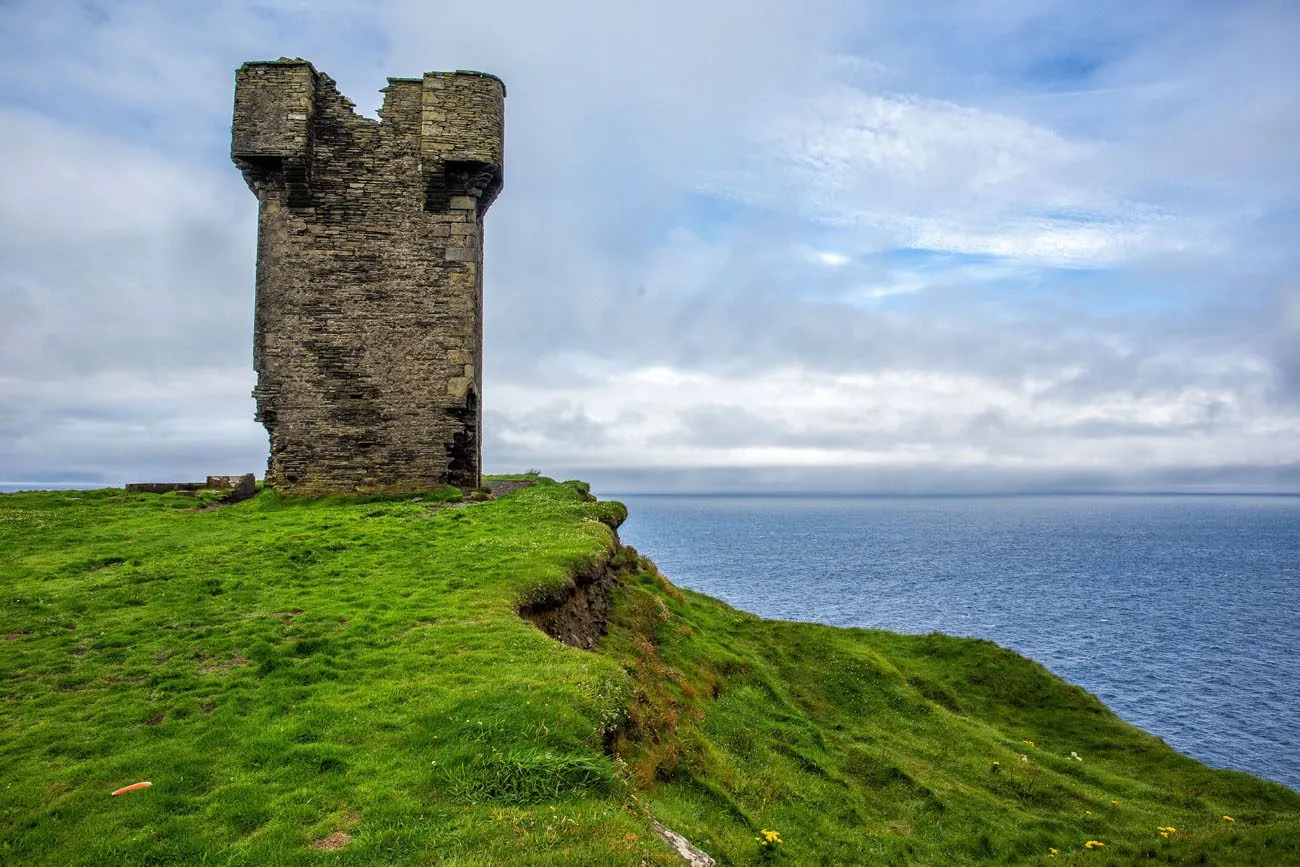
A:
[309,831,351,851]
[519,554,621,650]
[519,496,633,650]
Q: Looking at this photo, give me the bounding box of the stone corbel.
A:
[423,160,502,214]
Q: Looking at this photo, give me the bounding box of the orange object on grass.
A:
[110,781,152,796]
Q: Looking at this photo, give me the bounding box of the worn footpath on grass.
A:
[1,477,1297,865]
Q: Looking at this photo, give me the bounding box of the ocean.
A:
[613,493,1300,792]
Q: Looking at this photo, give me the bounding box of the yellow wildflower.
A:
[1024,739,1036,747]
[1085,840,1106,849]
[1111,800,1119,807]
[1048,847,1060,857]
[756,828,782,849]
[1157,826,1177,838]
[1222,815,1235,823]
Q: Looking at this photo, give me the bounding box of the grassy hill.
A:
[1,477,1296,865]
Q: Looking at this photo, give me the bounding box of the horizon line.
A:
[5,482,1300,499]
[601,489,1300,498]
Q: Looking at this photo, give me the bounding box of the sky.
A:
[1,0,1298,493]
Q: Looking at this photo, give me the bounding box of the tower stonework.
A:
[231,59,504,494]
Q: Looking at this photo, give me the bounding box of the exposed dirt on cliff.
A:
[519,552,622,650]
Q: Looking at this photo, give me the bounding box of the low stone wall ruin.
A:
[125,474,258,503]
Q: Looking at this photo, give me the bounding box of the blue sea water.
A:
[613,494,1300,792]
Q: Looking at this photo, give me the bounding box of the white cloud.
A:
[903,214,1172,266]
[704,84,1204,267]
[0,108,245,242]
[810,250,851,266]
[849,279,925,303]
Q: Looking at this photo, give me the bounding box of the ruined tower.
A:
[231,59,504,494]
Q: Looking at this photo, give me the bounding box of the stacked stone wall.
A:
[232,60,504,494]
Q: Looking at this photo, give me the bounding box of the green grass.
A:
[1,478,1296,865]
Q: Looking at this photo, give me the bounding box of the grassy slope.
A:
[1,479,1297,865]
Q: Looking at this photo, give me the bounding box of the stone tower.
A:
[231,59,504,494]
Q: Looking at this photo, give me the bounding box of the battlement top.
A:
[450,70,507,97]
[240,58,318,73]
